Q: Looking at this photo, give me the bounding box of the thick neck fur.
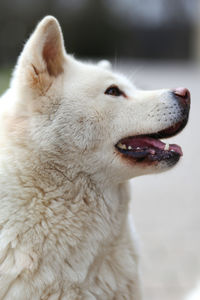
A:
[0,143,130,285]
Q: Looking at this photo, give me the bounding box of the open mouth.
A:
[115,120,185,163]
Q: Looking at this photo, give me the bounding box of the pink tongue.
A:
[123,136,183,156]
[169,144,183,156]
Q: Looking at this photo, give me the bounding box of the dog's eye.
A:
[104,85,125,97]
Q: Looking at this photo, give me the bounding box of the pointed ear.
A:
[14,16,66,93]
[40,16,65,77]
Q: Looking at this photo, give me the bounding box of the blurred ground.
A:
[117,61,200,300]
[0,60,199,300]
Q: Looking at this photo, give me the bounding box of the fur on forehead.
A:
[64,57,135,93]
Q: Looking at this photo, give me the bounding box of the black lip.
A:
[152,92,190,139]
[116,146,181,163]
[115,117,188,164]
[148,116,189,140]
[115,101,190,165]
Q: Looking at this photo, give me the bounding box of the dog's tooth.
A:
[164,143,169,151]
[136,147,141,150]
[118,143,127,150]
[128,146,132,150]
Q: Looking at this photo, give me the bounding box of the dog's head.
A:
[7,16,190,183]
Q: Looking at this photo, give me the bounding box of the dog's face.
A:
[7,16,190,183]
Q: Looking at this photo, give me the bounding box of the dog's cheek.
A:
[72,122,103,152]
[67,110,108,152]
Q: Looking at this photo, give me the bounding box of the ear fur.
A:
[13,16,66,93]
[40,16,65,77]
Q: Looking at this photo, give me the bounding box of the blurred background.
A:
[0,1,200,299]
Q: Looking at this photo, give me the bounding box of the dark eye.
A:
[104,85,126,97]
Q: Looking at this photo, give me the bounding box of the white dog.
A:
[0,16,190,299]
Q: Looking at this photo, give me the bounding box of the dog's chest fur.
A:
[0,161,140,299]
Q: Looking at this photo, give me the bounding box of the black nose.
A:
[173,87,191,109]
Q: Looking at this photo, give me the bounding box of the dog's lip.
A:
[148,119,187,140]
[115,120,185,162]
[116,136,182,156]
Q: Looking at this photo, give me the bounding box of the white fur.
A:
[0,16,185,299]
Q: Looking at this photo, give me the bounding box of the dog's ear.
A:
[98,60,112,70]
[14,16,66,93]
